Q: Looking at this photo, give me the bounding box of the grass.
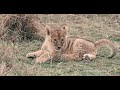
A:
[0,14,120,76]
[0,40,120,76]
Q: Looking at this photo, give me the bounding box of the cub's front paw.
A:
[36,58,48,63]
[26,53,36,58]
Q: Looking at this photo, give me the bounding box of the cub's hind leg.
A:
[82,49,97,60]
[73,39,97,61]
[61,53,81,61]
[83,53,96,61]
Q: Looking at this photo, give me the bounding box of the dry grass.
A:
[0,14,120,76]
[0,41,16,75]
[0,14,46,42]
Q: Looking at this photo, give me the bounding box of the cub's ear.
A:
[45,25,51,36]
[61,24,68,31]
[61,24,68,35]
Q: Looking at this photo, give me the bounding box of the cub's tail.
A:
[95,39,116,58]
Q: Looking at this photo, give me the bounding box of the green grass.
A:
[0,14,120,76]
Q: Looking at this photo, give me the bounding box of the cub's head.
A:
[45,24,68,50]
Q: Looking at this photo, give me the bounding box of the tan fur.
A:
[95,39,116,58]
[26,25,116,63]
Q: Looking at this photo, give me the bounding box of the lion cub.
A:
[26,25,116,63]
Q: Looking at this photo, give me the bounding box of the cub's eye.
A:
[54,39,57,42]
[61,38,64,42]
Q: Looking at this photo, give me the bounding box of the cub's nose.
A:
[57,46,61,50]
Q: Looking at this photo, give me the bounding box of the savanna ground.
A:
[0,14,120,76]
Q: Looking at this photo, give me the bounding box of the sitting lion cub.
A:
[26,25,116,63]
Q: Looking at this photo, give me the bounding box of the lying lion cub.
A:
[26,25,116,63]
